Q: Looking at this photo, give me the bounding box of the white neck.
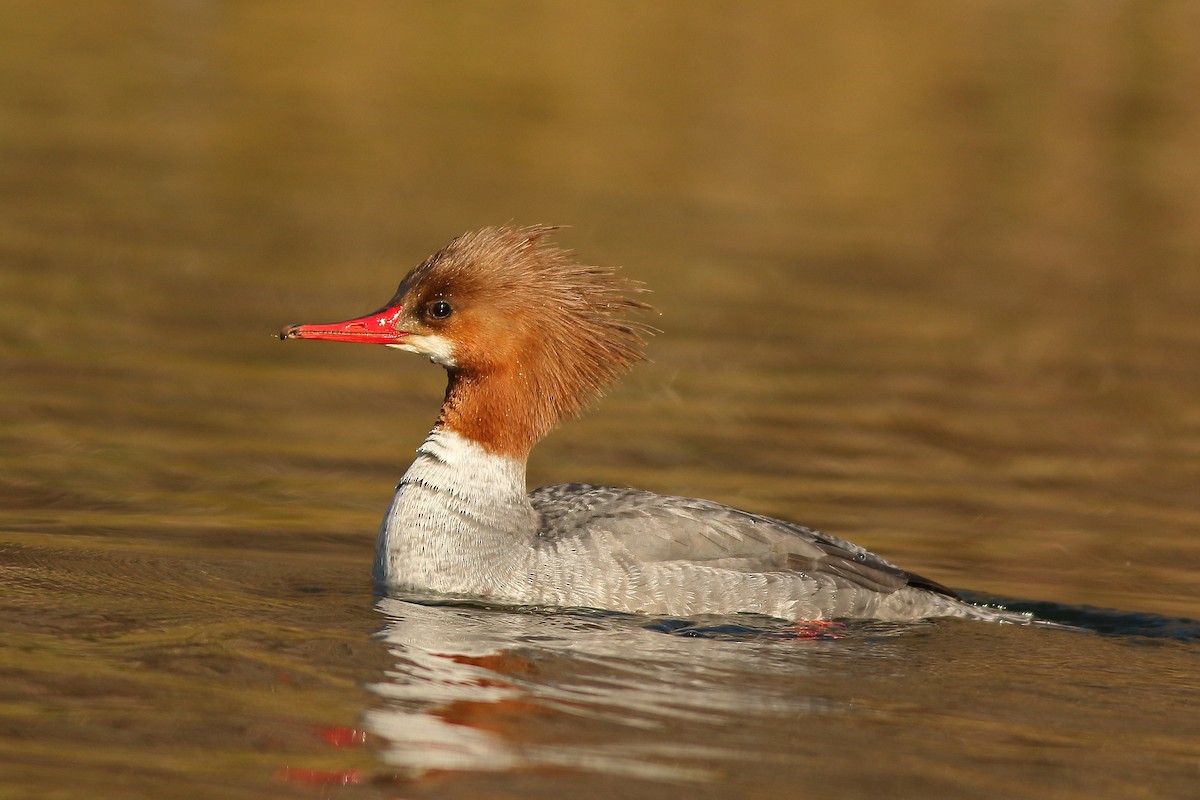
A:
[373,429,539,596]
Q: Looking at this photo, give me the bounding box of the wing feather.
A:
[530,483,958,600]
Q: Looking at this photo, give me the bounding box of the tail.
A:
[953,599,1085,631]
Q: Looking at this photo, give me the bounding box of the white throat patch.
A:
[387,334,456,367]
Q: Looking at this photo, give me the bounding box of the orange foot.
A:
[787,620,847,640]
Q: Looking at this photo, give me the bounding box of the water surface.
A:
[2,2,1198,798]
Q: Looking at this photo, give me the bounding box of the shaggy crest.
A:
[394,225,655,455]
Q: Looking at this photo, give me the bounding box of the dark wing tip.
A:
[901,571,960,599]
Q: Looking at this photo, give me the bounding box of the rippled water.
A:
[2,3,1198,798]
[365,598,1198,798]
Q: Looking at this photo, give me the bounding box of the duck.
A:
[281,225,1037,624]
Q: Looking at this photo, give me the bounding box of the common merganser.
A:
[281,225,1035,624]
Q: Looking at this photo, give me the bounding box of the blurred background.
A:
[1,2,1198,796]
[5,0,1196,610]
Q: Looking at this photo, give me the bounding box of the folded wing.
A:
[530,483,957,600]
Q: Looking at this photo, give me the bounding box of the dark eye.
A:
[427,300,453,320]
